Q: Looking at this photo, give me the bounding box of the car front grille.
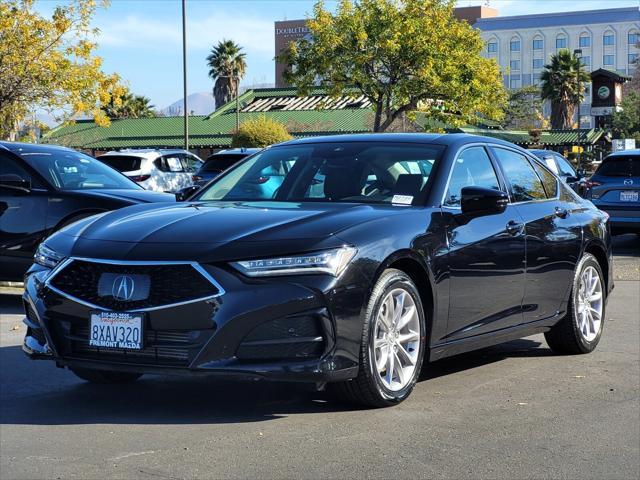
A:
[48,259,221,311]
[66,326,201,367]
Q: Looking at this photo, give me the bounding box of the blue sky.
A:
[37,0,640,109]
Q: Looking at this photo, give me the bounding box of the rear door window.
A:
[99,155,143,172]
[165,156,183,172]
[493,148,547,202]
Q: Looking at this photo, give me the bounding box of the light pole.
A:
[574,48,583,169]
[220,75,241,131]
[181,0,189,151]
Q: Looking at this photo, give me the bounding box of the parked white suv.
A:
[98,149,203,193]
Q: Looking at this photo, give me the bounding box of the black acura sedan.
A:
[22,134,613,407]
[0,142,175,281]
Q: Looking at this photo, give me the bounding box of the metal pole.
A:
[574,49,583,169]
[181,0,188,151]
[235,76,240,131]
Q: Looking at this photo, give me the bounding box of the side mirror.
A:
[576,168,586,178]
[0,173,31,192]
[461,186,508,216]
[175,185,200,201]
[564,175,580,184]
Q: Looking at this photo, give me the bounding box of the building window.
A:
[510,60,521,71]
[533,58,544,69]
[510,77,521,89]
[532,74,541,86]
[603,34,615,46]
[584,84,591,96]
[579,35,591,48]
[533,39,543,50]
[487,42,498,53]
[603,54,615,66]
[629,53,638,64]
[556,36,567,49]
[580,56,591,67]
[628,33,639,45]
[510,40,521,52]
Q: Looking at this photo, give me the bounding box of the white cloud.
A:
[97,12,274,55]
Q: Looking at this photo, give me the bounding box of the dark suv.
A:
[586,150,640,234]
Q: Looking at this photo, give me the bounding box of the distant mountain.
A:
[162,84,275,116]
[161,92,215,116]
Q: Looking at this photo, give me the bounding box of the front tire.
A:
[71,368,142,384]
[545,253,606,354]
[331,269,426,408]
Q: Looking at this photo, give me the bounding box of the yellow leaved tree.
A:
[0,0,124,140]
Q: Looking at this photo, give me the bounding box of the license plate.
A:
[89,311,143,350]
[620,191,639,202]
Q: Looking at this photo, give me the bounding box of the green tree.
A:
[611,91,640,139]
[231,116,292,148]
[207,40,247,110]
[0,0,123,140]
[101,89,157,119]
[503,86,545,130]
[540,50,590,129]
[280,0,506,132]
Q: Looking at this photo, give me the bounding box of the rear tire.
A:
[545,253,605,355]
[330,269,426,408]
[71,368,142,384]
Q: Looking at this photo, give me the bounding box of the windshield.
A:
[597,156,640,177]
[20,150,142,190]
[195,142,444,204]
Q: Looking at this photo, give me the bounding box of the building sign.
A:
[597,86,611,100]
[275,20,312,87]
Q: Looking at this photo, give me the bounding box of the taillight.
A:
[129,174,150,182]
[585,180,602,189]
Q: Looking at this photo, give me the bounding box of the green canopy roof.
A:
[43,86,609,151]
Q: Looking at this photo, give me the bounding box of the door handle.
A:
[506,220,524,236]
[554,207,569,219]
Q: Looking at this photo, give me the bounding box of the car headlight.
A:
[232,247,357,277]
[34,243,65,269]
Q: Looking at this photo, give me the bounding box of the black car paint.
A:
[22,134,613,383]
[0,142,175,281]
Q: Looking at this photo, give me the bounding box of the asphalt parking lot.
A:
[0,235,638,480]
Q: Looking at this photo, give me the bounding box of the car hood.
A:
[54,201,410,262]
[70,189,176,203]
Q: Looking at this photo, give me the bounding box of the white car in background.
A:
[98,149,203,193]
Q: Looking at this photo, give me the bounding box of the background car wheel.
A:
[71,368,142,384]
[545,253,605,355]
[331,269,426,408]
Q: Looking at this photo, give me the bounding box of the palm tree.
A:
[102,91,156,119]
[206,40,247,110]
[540,50,590,129]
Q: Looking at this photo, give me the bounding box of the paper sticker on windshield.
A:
[392,195,413,205]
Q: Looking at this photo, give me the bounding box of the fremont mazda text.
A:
[22,134,613,407]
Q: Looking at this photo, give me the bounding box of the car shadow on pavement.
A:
[1,337,554,425]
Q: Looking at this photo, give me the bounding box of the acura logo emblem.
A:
[112,275,135,301]
[624,179,634,186]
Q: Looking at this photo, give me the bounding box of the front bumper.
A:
[22,262,365,383]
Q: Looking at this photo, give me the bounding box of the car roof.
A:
[0,141,79,155]
[99,148,191,158]
[607,149,640,157]
[275,133,523,150]
[210,148,261,156]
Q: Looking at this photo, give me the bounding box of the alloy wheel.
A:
[576,265,603,342]
[372,287,421,392]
